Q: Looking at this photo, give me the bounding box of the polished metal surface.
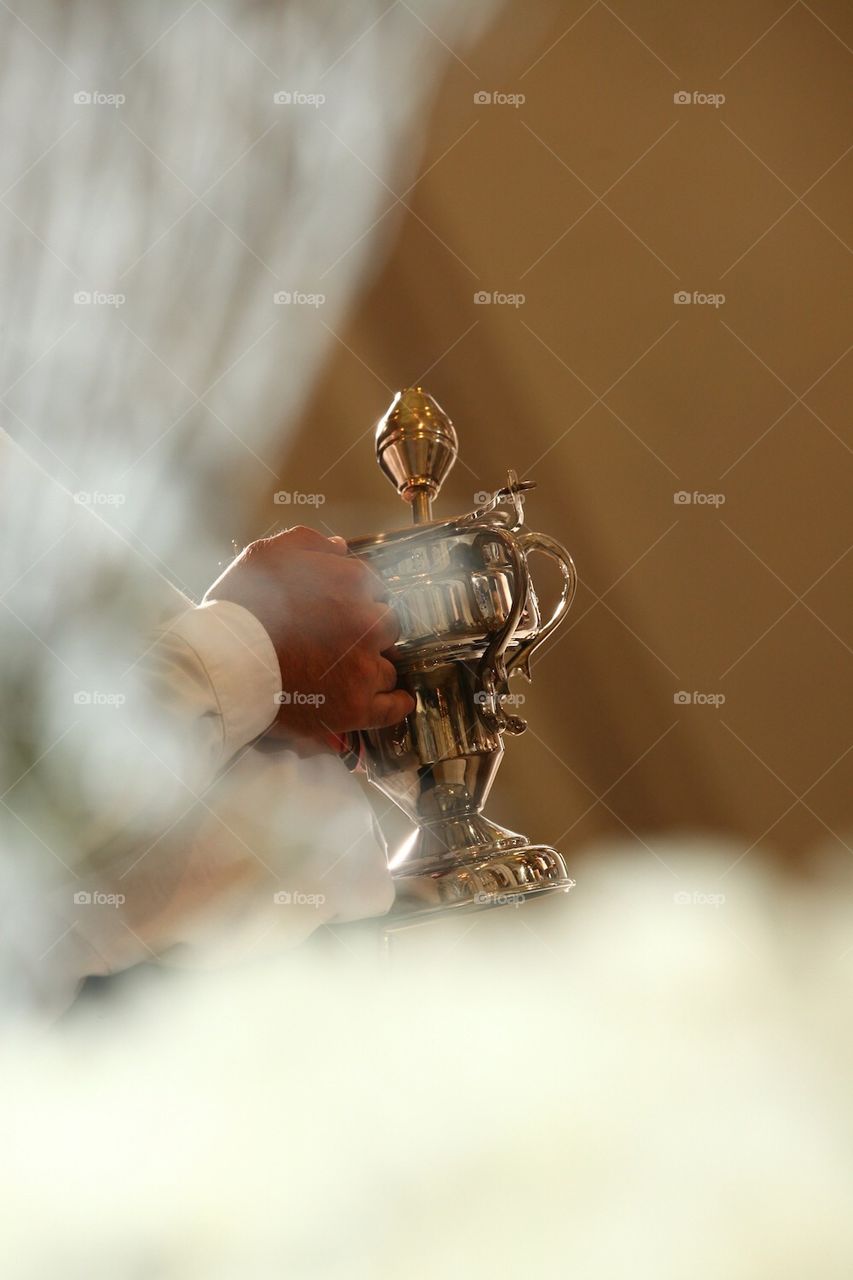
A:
[374,386,458,522]
[349,387,577,916]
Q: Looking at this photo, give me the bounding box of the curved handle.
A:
[505,532,577,681]
[474,525,529,736]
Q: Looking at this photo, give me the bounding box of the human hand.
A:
[204,526,414,744]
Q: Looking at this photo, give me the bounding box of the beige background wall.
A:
[260,0,853,873]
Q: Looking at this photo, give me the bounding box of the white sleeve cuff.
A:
[156,600,281,758]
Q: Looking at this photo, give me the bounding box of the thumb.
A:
[367,689,416,731]
[274,526,347,555]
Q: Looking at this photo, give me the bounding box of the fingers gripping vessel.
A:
[347,387,578,917]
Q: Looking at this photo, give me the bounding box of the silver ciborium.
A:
[347,387,577,917]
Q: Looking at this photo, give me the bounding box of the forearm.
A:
[3,600,283,1018]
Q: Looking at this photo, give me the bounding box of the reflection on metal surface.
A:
[348,387,578,917]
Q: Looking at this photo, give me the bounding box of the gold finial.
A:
[375,387,458,523]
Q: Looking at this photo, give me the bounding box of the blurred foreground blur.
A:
[2,840,853,1280]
